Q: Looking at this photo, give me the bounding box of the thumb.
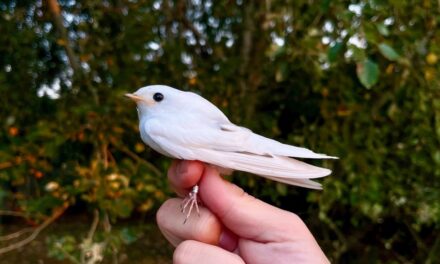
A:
[198,166,314,242]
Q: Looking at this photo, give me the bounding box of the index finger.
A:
[199,166,316,243]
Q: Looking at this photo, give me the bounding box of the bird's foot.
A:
[180,185,200,224]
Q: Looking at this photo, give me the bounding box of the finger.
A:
[199,166,315,243]
[156,198,222,246]
[167,160,204,197]
[173,240,245,264]
[167,160,184,197]
[239,239,330,264]
[218,227,238,252]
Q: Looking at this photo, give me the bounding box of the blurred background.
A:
[0,0,439,263]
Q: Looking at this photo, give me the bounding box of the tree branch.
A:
[239,3,254,77]
[0,228,33,242]
[45,0,99,104]
[0,155,34,170]
[0,204,68,255]
[46,0,80,73]
[174,0,210,55]
[80,210,100,264]
[87,210,100,241]
[113,143,162,177]
[0,210,26,217]
[0,161,14,170]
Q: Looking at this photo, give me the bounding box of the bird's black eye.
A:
[153,92,164,102]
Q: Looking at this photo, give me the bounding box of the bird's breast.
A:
[139,118,174,158]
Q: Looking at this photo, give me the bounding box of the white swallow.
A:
[126,85,337,220]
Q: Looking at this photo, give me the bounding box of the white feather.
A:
[234,126,337,159]
[192,148,331,179]
[132,85,337,189]
[259,176,323,190]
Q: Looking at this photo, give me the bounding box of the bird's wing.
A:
[145,119,331,186]
[219,123,337,159]
[146,117,336,159]
[144,118,251,153]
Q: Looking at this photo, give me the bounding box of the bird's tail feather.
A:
[195,148,331,188]
[259,175,323,189]
[273,144,338,160]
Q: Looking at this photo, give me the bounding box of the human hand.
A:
[156,160,330,264]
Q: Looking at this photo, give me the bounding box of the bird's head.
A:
[125,85,184,117]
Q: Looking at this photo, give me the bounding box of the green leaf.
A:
[378,43,401,61]
[351,45,366,61]
[376,23,389,36]
[356,59,379,89]
[120,227,139,245]
[46,235,77,261]
[320,0,331,12]
[433,150,440,165]
[328,42,344,63]
[113,198,134,218]
[364,23,379,44]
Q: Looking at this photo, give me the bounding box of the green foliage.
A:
[45,225,143,263]
[0,0,439,262]
[356,58,380,88]
[378,43,401,61]
[46,235,78,261]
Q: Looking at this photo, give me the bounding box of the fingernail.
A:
[178,161,189,175]
[219,228,238,252]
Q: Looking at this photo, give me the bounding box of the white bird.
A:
[126,85,337,220]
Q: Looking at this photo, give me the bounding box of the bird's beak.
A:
[125,93,154,105]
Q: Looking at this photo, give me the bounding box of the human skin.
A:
[156,160,330,264]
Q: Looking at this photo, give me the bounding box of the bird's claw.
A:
[181,185,200,224]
